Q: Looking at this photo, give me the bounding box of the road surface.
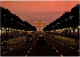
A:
[1,32,80,56]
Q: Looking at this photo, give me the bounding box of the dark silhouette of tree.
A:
[1,7,36,31]
[43,4,79,31]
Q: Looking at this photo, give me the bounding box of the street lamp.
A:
[69,27,72,29]
[78,26,80,28]
[78,26,80,36]
[4,15,5,17]
[0,30,1,35]
[12,29,14,31]
[71,29,73,34]
[2,27,4,30]
[6,28,8,30]
[62,29,64,31]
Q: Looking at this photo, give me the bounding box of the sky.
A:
[1,1,79,26]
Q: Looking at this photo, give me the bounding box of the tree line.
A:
[1,7,36,31]
[43,4,79,31]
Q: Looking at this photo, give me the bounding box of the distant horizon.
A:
[1,1,79,26]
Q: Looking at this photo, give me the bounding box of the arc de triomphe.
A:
[35,21,45,31]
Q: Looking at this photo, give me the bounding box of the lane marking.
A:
[30,47,32,50]
[56,50,59,53]
[70,42,73,44]
[27,51,30,54]
[2,51,7,55]
[60,54,63,57]
[59,42,61,43]
[62,43,64,45]
[25,55,27,57]
[10,48,14,50]
[47,41,51,45]
[77,50,80,52]
[55,40,65,46]
[70,47,74,50]
[53,47,55,49]
[33,39,37,46]
[19,44,21,45]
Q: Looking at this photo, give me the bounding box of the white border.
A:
[0,0,79,1]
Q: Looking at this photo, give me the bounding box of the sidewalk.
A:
[7,36,25,45]
[54,35,79,45]
[1,36,25,47]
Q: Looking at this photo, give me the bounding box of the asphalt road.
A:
[1,32,80,56]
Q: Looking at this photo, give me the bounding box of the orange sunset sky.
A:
[1,1,79,26]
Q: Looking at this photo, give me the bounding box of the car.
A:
[37,35,46,44]
[25,37,32,43]
[25,34,32,43]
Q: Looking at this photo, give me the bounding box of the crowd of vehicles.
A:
[25,32,46,44]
